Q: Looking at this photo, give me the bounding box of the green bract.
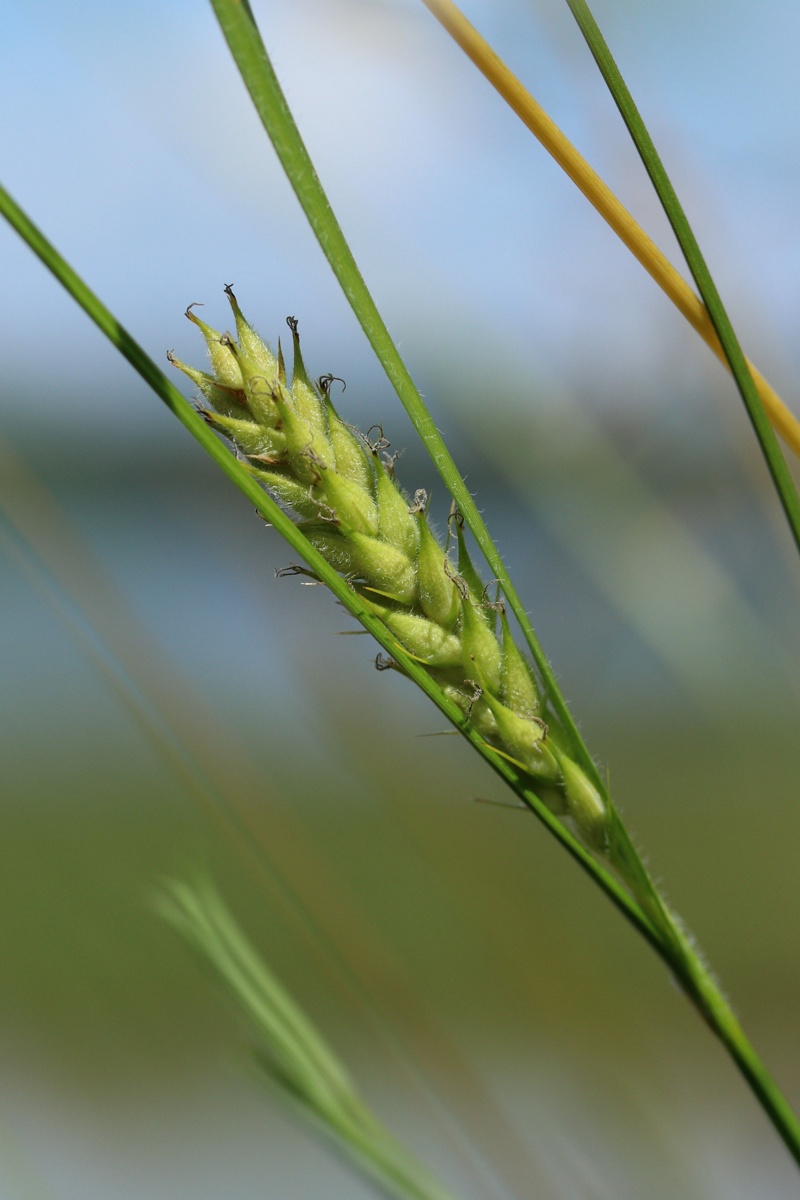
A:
[171,291,609,852]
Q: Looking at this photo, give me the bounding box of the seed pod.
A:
[221,337,282,428]
[325,401,375,494]
[271,381,331,482]
[362,596,462,668]
[415,511,460,629]
[293,374,331,450]
[224,285,278,376]
[167,352,249,420]
[460,594,502,695]
[470,664,561,784]
[245,464,320,519]
[201,411,287,459]
[318,467,379,536]
[301,525,417,605]
[285,318,332,454]
[452,511,486,610]
[374,456,419,560]
[499,611,540,716]
[185,307,244,390]
[557,755,609,853]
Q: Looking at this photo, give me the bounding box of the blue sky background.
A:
[4,0,800,431]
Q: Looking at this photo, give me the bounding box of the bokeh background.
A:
[2,0,800,1196]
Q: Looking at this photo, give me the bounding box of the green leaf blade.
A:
[564,0,800,558]
[0,179,658,959]
[207,0,603,788]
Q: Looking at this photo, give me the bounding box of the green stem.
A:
[8,3,799,1148]
[0,177,658,970]
[609,814,800,1167]
[668,902,800,1167]
[207,0,604,791]
[563,0,800,559]
[558,0,800,1156]
[680,934,800,1167]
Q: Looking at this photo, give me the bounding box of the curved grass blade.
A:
[199,5,800,1169]
[0,179,660,960]
[419,0,800,460]
[207,0,600,788]
[0,440,535,1200]
[563,0,800,559]
[5,174,798,1168]
[160,879,460,1200]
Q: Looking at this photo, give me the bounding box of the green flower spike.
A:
[170,292,611,862]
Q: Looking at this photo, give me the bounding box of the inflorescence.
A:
[169,289,608,853]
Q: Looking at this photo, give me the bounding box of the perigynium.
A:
[169,288,608,856]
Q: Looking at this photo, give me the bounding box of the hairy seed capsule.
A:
[202,411,287,459]
[319,468,379,536]
[326,402,375,494]
[415,513,460,629]
[167,353,250,420]
[271,382,330,482]
[245,464,321,519]
[301,525,417,605]
[557,755,609,852]
[185,307,244,390]
[452,513,486,611]
[363,598,463,668]
[460,595,502,694]
[499,612,540,716]
[374,457,419,560]
[225,286,278,376]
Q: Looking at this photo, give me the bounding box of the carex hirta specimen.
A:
[169,287,608,855]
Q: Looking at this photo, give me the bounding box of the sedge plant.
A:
[2,0,800,1187]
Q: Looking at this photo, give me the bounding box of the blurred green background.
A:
[1,1,800,1197]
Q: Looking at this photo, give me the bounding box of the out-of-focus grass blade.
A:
[206,0,600,785]
[563,0,800,559]
[161,879,461,1200]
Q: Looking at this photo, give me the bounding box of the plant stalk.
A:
[562,0,800,557]
[419,0,800,460]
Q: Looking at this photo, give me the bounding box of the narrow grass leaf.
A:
[419,0,800,459]
[0,180,660,963]
[563,0,800,558]
[4,175,783,1161]
[207,0,600,786]
[7,173,796,1168]
[160,880,461,1200]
